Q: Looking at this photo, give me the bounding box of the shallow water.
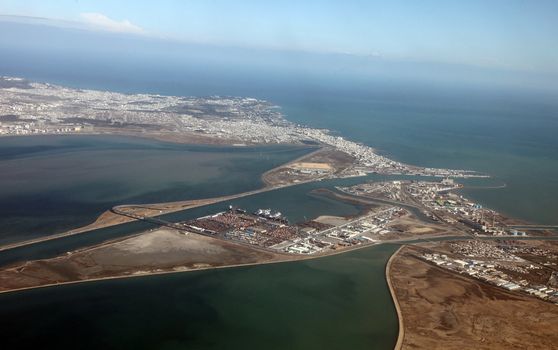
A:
[0,135,313,244]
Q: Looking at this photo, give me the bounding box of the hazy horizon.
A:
[1,13,557,97]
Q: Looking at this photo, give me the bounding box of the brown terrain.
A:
[311,188,466,241]
[262,146,355,186]
[79,129,254,146]
[0,183,459,294]
[382,217,459,241]
[389,245,558,350]
[0,222,384,293]
[0,228,290,293]
[0,197,221,252]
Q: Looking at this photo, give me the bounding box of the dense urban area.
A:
[419,240,558,304]
[340,179,558,304]
[339,179,536,237]
[0,76,484,178]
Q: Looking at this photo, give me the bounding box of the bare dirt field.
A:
[314,215,350,226]
[96,129,246,146]
[382,217,458,241]
[0,229,287,293]
[389,245,558,350]
[112,197,223,220]
[0,197,222,252]
[262,147,354,186]
[288,162,333,170]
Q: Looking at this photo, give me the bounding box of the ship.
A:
[228,205,246,214]
[253,208,289,223]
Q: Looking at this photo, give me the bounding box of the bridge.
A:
[110,207,209,235]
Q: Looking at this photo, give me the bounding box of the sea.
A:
[0,41,557,349]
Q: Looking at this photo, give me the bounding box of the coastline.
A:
[0,140,328,252]
[0,236,389,296]
[3,133,556,348]
[0,132,378,254]
[1,69,557,349]
[386,245,404,350]
[5,174,553,297]
[0,228,473,294]
[261,145,327,186]
[387,243,558,349]
[0,251,300,296]
[0,175,338,252]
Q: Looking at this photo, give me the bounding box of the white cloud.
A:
[79,12,144,34]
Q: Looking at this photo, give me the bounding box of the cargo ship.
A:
[253,208,289,224]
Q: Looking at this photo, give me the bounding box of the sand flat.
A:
[0,228,285,293]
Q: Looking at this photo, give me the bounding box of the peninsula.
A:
[1,76,557,350]
[0,76,483,179]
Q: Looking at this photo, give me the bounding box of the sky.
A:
[1,0,557,75]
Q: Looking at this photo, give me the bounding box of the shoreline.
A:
[0,235,392,296]
[3,182,556,296]
[0,142,328,252]
[0,129,308,147]
[0,176,336,252]
[1,228,507,295]
[1,128,508,254]
[0,135,378,253]
[386,245,404,350]
[2,233,557,302]
[261,145,328,186]
[387,243,558,349]
[0,251,301,296]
